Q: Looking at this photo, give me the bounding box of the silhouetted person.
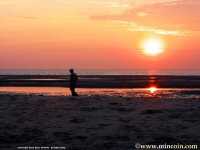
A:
[69,69,79,96]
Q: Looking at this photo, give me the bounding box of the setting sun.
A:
[142,38,164,56]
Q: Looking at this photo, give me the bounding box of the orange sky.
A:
[0,0,200,69]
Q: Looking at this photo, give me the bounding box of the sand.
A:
[0,92,200,150]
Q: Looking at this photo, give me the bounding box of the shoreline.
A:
[0,87,200,99]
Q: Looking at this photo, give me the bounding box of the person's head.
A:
[69,69,74,73]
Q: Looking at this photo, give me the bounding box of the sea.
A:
[0,69,199,75]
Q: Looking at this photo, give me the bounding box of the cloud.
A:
[115,21,188,35]
[136,12,148,17]
[105,1,136,8]
[106,3,130,8]
[90,0,200,34]
[128,25,188,36]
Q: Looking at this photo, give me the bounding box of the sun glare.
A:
[149,87,157,93]
[142,38,164,56]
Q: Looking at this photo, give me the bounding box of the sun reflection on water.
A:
[149,87,158,94]
[0,87,199,99]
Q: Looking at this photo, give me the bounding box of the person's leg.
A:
[70,83,79,96]
[73,83,79,96]
[70,86,76,96]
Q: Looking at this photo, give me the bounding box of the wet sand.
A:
[0,92,200,150]
[1,75,200,88]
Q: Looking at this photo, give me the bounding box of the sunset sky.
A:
[0,0,200,69]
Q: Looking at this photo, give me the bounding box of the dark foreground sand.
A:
[0,94,200,150]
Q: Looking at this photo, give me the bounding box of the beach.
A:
[0,87,200,150]
[0,75,200,150]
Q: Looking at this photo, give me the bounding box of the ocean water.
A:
[0,69,200,75]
